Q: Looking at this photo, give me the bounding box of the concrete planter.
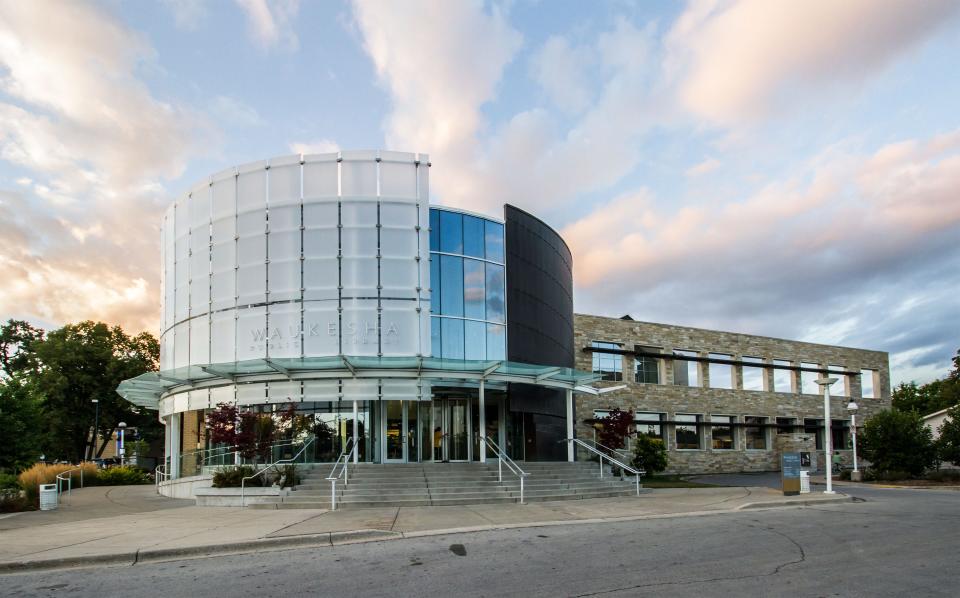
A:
[194,486,292,507]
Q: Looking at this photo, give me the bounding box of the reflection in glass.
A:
[485,220,504,263]
[675,414,701,449]
[463,215,484,258]
[464,320,486,360]
[463,258,485,319]
[429,209,439,252]
[385,400,404,460]
[440,255,464,316]
[430,316,441,357]
[485,263,505,323]
[439,211,463,254]
[487,324,506,360]
[430,257,440,314]
[441,318,465,359]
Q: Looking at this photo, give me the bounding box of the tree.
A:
[892,349,960,416]
[860,409,936,477]
[935,405,960,467]
[30,322,159,462]
[597,408,634,450]
[631,434,667,475]
[0,378,45,471]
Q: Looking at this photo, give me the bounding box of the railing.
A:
[240,436,316,507]
[563,438,644,497]
[155,462,169,491]
[177,438,308,478]
[482,435,529,504]
[55,466,86,502]
[325,437,359,511]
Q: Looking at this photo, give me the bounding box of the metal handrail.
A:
[563,438,644,496]
[325,437,359,510]
[240,436,316,507]
[55,466,86,502]
[155,463,168,491]
[482,435,529,504]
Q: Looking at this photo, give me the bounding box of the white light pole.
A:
[847,399,860,481]
[815,377,838,494]
[118,421,127,466]
[90,399,100,461]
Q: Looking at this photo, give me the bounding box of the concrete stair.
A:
[248,461,643,509]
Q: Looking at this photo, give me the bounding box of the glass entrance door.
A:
[432,399,471,461]
[384,400,406,462]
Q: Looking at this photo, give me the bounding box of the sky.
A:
[0,0,958,386]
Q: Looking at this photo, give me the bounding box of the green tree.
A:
[0,319,44,377]
[631,434,667,475]
[892,349,960,416]
[860,409,936,477]
[935,405,960,467]
[0,378,45,471]
[30,322,159,462]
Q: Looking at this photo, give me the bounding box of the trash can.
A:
[799,471,811,494]
[39,484,58,511]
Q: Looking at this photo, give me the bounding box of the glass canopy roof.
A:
[117,356,601,411]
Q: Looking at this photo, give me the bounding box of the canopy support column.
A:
[352,400,359,464]
[566,388,574,462]
[479,380,486,463]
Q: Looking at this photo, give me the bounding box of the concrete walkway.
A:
[0,484,851,573]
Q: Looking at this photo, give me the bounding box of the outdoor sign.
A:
[782,452,801,496]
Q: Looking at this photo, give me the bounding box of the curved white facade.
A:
[159,150,431,379]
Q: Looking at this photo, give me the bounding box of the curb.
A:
[0,497,857,574]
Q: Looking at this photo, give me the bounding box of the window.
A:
[832,420,849,451]
[773,359,793,392]
[861,369,876,399]
[804,418,823,450]
[463,258,485,319]
[675,414,701,449]
[462,215,484,258]
[635,412,664,440]
[742,356,765,391]
[439,210,463,254]
[711,415,735,450]
[485,263,505,323]
[776,417,797,435]
[708,354,733,389]
[484,220,504,263]
[800,362,820,395]
[439,255,463,316]
[744,416,768,449]
[673,350,700,387]
[591,342,623,381]
[828,365,848,397]
[634,346,660,384]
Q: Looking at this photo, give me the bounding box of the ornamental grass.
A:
[17,462,99,506]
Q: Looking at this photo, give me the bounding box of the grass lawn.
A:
[641,475,722,488]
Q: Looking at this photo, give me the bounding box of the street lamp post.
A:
[847,399,860,481]
[90,399,100,461]
[118,421,127,466]
[815,377,838,494]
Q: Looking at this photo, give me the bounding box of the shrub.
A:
[95,466,151,486]
[597,409,634,450]
[17,463,98,505]
[935,405,960,467]
[631,435,667,475]
[0,472,20,490]
[0,489,28,513]
[212,465,299,488]
[859,409,936,478]
[926,469,960,483]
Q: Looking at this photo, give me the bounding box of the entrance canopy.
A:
[117,356,602,411]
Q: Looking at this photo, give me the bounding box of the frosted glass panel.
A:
[341,299,379,356]
[189,186,210,228]
[302,160,338,199]
[210,311,236,363]
[237,214,266,255]
[341,227,377,257]
[190,314,210,365]
[303,302,340,355]
[189,249,209,313]
[237,263,266,305]
[341,161,377,197]
[342,379,378,400]
[380,162,417,198]
[211,176,235,219]
[380,257,418,299]
[341,201,377,226]
[270,203,300,231]
[302,227,338,258]
[380,228,417,258]
[174,323,189,368]
[381,300,419,356]
[187,389,209,412]
[173,393,188,415]
[417,161,429,201]
[380,201,417,227]
[382,379,417,399]
[267,303,301,358]
[268,228,299,301]
[211,216,235,245]
[210,270,235,311]
[174,277,189,322]
[237,307,267,361]
[236,383,266,406]
[303,201,338,228]
[304,380,339,401]
[210,385,234,407]
[268,381,300,402]
[341,257,378,295]
[303,258,339,300]
[268,161,300,204]
[236,168,266,213]
[160,334,172,370]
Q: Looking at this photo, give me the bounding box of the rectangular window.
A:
[773,359,793,393]
[742,356,765,391]
[439,210,463,254]
[463,320,486,360]
[429,209,440,252]
[486,323,506,360]
[462,215,485,258]
[832,420,849,451]
[430,316,441,357]
[634,346,660,384]
[800,362,820,395]
[439,255,464,316]
[591,341,623,381]
[673,350,700,387]
[708,354,733,389]
[463,258,485,319]
[429,256,440,314]
[744,416,768,450]
[804,418,824,450]
[711,415,735,450]
[484,220,504,263]
[828,365,848,397]
[635,412,664,440]
[440,317,464,359]
[861,369,876,399]
[675,414,701,450]
[776,417,797,435]
[484,263,505,323]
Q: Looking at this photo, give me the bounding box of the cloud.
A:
[0,1,208,333]
[564,129,960,384]
[235,0,301,51]
[210,95,263,127]
[530,36,594,114]
[685,157,720,177]
[667,0,960,124]
[289,139,339,155]
[162,0,208,30]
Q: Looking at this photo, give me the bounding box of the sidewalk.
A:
[0,484,852,573]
